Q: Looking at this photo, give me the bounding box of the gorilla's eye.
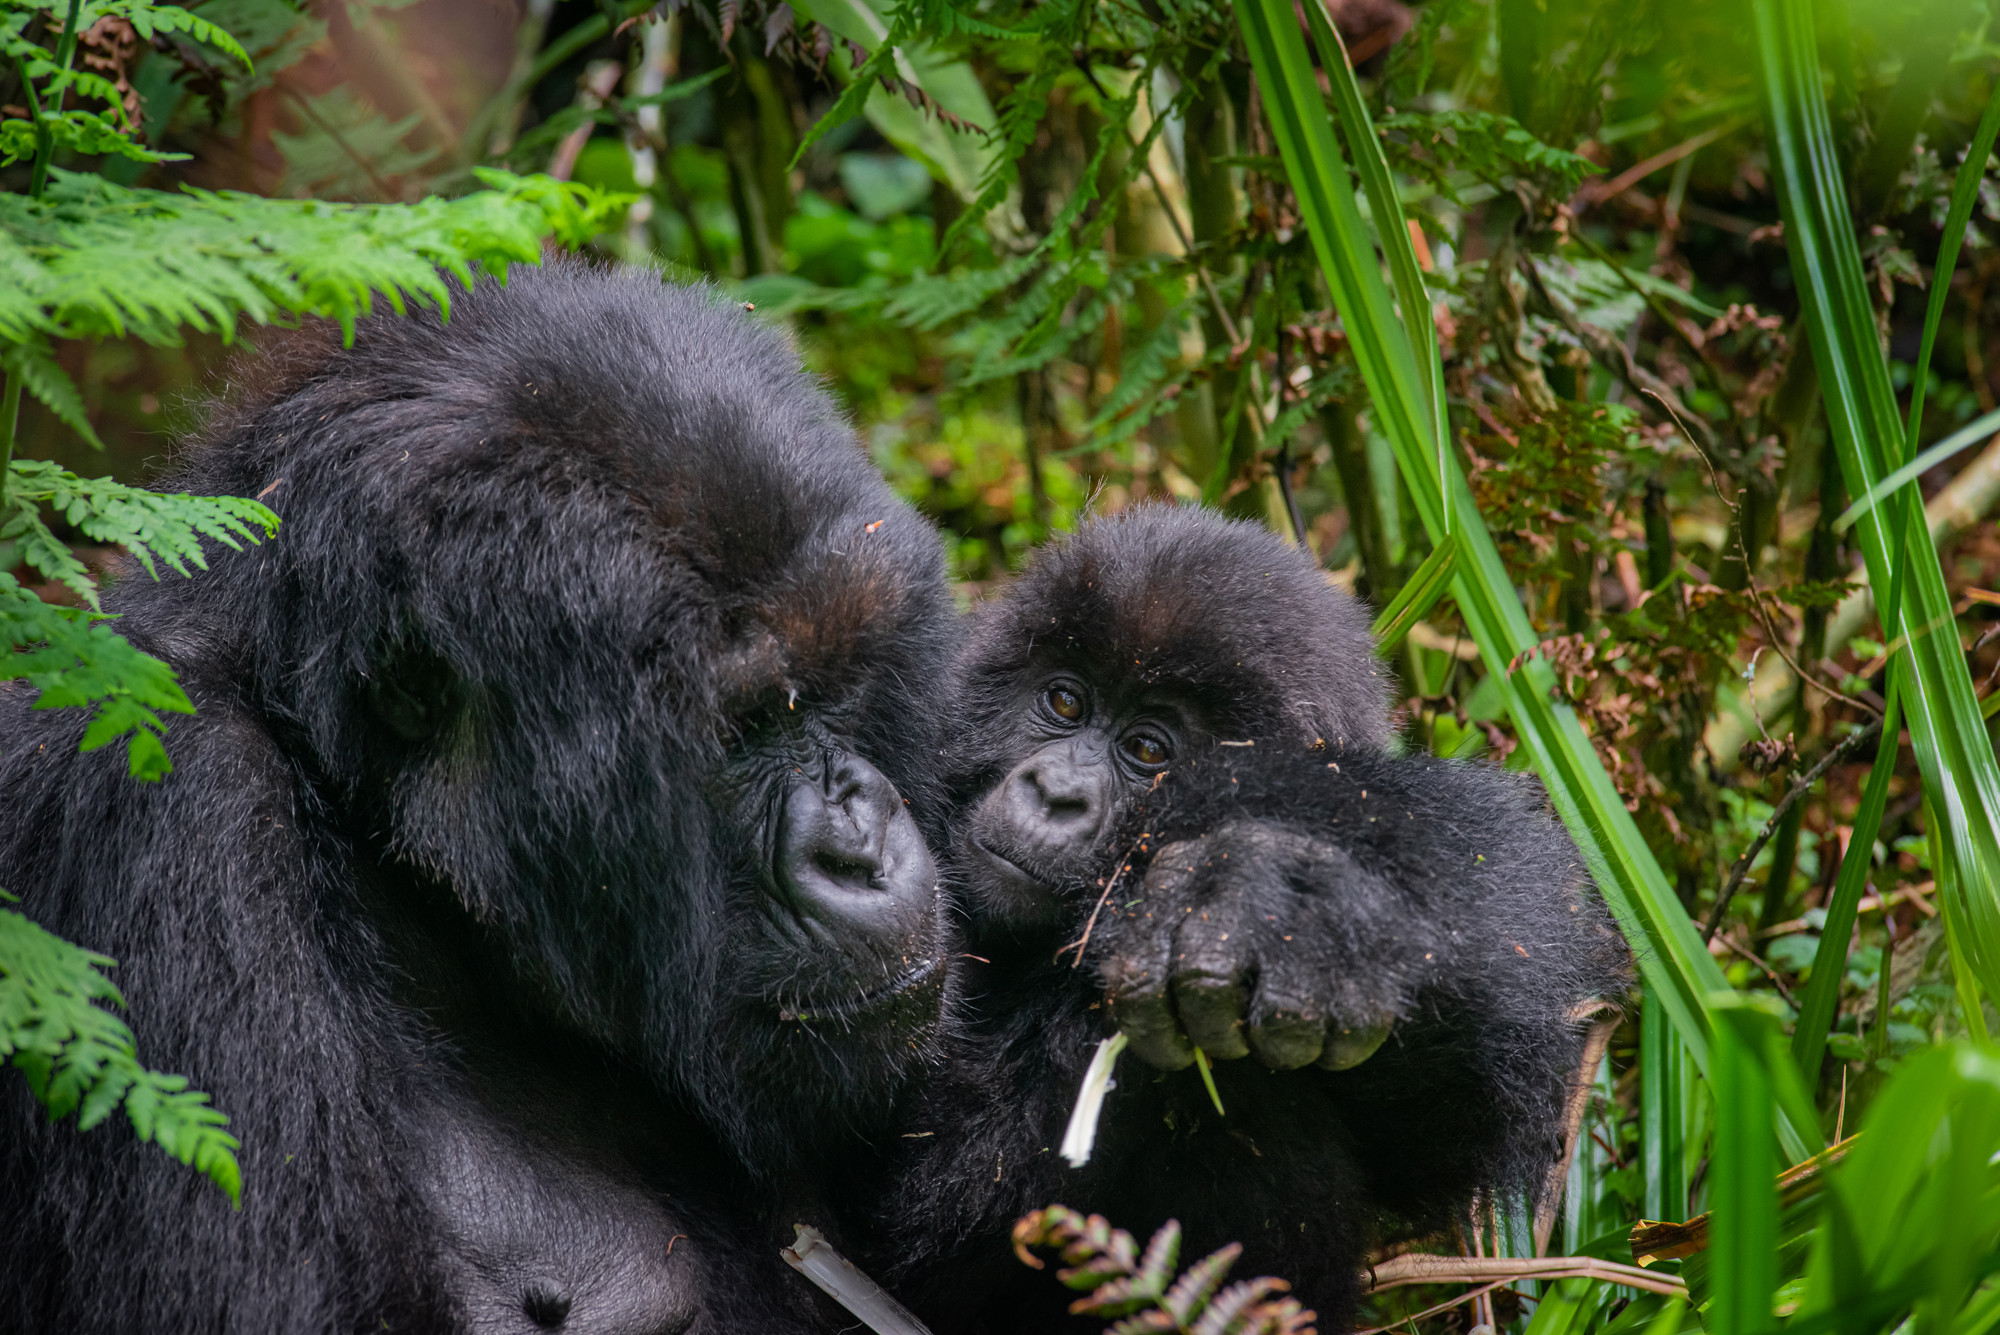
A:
[1122,733,1170,768]
[1044,685,1085,722]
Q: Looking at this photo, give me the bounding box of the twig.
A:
[1629,1135,1857,1266]
[1710,931,1797,1005]
[1746,568,1881,718]
[1574,120,1742,211]
[1702,717,1884,941]
[1647,388,1879,717]
[1365,1254,1686,1298]
[1061,835,1147,967]
[1534,1009,1619,1254]
[1523,256,1713,448]
[1351,1279,1513,1333]
[1274,313,1308,545]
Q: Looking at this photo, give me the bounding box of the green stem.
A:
[459,0,651,167]
[0,369,22,509]
[29,0,84,198]
[19,59,51,200]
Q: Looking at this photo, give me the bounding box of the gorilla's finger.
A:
[1318,1016,1393,1070]
[1246,1008,1325,1069]
[1172,973,1251,1059]
[1114,992,1197,1069]
[1101,922,1195,1070]
[1245,935,1331,1068]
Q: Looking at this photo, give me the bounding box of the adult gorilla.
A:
[0,261,958,1333]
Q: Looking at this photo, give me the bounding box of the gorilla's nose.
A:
[1005,739,1112,854]
[779,753,937,939]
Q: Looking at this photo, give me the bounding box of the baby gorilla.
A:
[861,506,1630,1333]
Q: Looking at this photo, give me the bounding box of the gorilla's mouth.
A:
[778,953,945,1026]
[970,837,1056,890]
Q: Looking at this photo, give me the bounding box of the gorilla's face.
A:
[950,507,1392,936]
[962,668,1198,924]
[710,712,947,1040]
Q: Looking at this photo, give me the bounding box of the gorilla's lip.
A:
[970,837,1055,890]
[778,953,945,1023]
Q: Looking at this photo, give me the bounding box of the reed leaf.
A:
[1791,679,1903,1082]
[1754,0,2000,1004]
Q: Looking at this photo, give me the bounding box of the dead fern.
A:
[1012,1205,1317,1335]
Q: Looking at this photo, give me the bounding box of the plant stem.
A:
[30,0,84,198]
[0,368,20,507]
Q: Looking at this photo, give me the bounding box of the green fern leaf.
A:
[1,576,193,779]
[0,906,241,1203]
[79,0,253,68]
[1,337,102,448]
[0,111,190,168]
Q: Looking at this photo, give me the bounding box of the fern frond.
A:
[1015,1205,1313,1335]
[0,906,241,1203]
[1163,1243,1243,1325]
[1087,303,1197,432]
[882,255,1036,330]
[0,336,100,447]
[76,0,252,68]
[0,110,184,168]
[0,576,193,779]
[0,168,628,346]
[8,458,281,592]
[1188,1277,1290,1335]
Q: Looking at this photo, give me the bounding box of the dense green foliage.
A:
[6,0,2000,1327]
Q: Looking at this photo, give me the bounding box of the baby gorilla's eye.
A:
[1122,733,1170,767]
[1045,686,1085,721]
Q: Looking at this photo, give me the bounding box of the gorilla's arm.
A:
[863,748,1627,1332]
[1094,746,1633,1227]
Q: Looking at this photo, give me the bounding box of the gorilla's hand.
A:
[1096,820,1435,1072]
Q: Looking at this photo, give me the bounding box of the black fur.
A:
[861,509,1631,1334]
[0,260,962,1333]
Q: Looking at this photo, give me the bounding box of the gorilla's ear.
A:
[365,642,465,743]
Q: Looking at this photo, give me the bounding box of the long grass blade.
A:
[1833,72,2000,534]
[1238,0,1732,1078]
[1710,995,1783,1335]
[1835,407,2000,534]
[1642,989,1688,1224]
[1792,678,1904,1081]
[1754,0,2000,1005]
[1370,531,1457,653]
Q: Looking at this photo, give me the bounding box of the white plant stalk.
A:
[1060,1032,1130,1168]
[781,1225,935,1335]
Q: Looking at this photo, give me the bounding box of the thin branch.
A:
[1702,716,1884,941]
[1365,1253,1687,1298]
[1061,835,1147,967]
[1646,387,1880,717]
[1351,1279,1514,1334]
